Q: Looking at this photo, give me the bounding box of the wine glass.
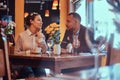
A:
[73,35,80,54]
[91,37,107,80]
[47,39,54,56]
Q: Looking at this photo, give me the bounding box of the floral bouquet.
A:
[0,20,16,36]
[45,22,60,44]
[0,18,16,46]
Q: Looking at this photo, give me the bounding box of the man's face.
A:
[66,15,76,30]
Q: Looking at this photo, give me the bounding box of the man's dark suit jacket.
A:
[61,25,90,53]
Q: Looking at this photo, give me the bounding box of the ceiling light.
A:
[52,5,57,10]
[24,12,29,18]
[53,0,58,6]
[45,10,49,17]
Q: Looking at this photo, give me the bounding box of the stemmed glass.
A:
[91,37,107,80]
[87,22,108,79]
[47,39,54,56]
[73,35,80,54]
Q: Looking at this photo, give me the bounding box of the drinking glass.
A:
[73,35,80,54]
[91,37,107,80]
[47,39,54,56]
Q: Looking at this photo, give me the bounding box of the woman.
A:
[15,12,47,54]
[14,12,47,78]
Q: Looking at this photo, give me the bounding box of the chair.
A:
[106,33,120,65]
[0,34,11,80]
[106,34,114,65]
[109,48,120,65]
[0,49,5,78]
[0,49,11,80]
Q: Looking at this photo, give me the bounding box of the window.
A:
[75,0,86,26]
[75,0,120,49]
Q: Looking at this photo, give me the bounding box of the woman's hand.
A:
[36,31,47,53]
[36,31,45,39]
[38,41,47,53]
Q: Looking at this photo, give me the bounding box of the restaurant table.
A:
[9,53,104,74]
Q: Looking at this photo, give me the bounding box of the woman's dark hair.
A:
[25,12,40,26]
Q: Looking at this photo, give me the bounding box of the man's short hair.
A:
[68,12,81,22]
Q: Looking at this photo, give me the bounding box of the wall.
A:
[15,0,24,41]
[60,0,69,41]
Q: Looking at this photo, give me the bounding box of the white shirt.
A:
[15,29,47,54]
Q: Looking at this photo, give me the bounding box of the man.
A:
[61,12,90,53]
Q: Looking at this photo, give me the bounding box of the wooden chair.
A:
[0,49,11,80]
[0,49,5,79]
[106,34,114,65]
[106,34,120,65]
[109,48,120,65]
[0,26,14,80]
[0,33,11,80]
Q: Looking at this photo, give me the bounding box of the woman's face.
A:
[31,15,43,31]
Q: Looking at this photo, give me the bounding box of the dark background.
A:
[0,0,15,21]
[24,0,60,39]
[0,0,60,40]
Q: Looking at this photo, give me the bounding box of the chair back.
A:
[0,49,5,77]
[106,33,114,65]
[0,28,11,80]
[110,48,120,64]
[0,48,11,80]
[107,33,120,65]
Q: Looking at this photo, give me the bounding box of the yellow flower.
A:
[45,22,59,35]
[49,22,59,28]
[45,22,60,44]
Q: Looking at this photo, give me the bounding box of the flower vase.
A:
[53,44,61,56]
